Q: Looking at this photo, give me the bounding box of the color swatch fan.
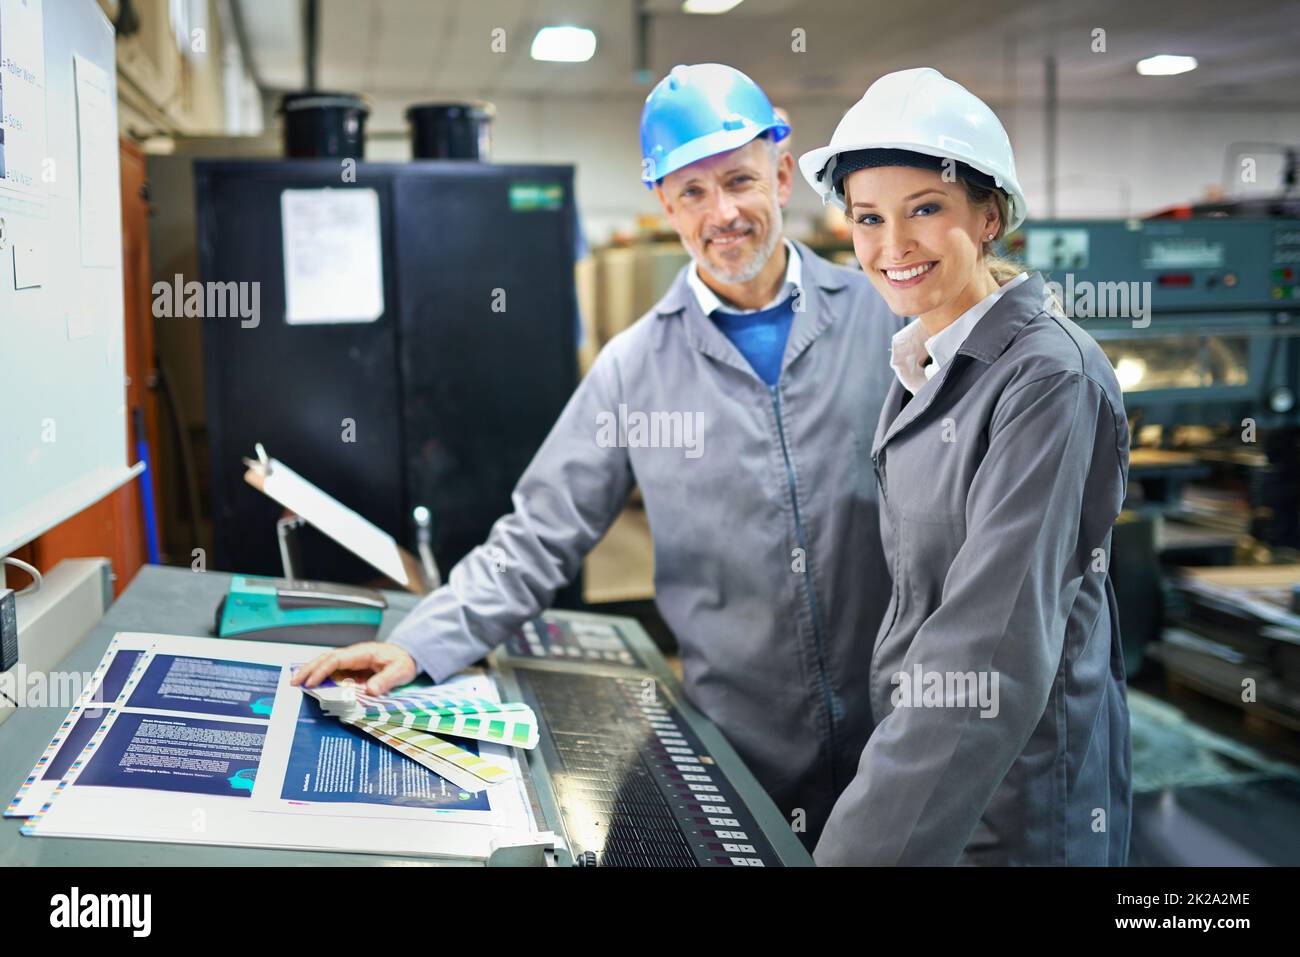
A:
[302,677,539,793]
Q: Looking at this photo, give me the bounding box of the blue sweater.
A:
[710,295,796,386]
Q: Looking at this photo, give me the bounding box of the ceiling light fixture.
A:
[683,0,746,12]
[530,26,597,63]
[1136,54,1198,76]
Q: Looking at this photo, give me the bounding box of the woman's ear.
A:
[982,202,1002,241]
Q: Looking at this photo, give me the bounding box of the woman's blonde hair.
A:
[960,180,1063,312]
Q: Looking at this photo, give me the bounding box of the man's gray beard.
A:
[692,202,785,286]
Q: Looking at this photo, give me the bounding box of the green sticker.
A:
[509,183,564,211]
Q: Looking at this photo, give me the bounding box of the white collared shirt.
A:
[889,272,1030,395]
[687,239,802,315]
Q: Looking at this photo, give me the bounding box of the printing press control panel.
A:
[506,616,643,669]
[491,612,811,867]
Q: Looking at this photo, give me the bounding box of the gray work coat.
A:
[390,240,904,844]
[814,272,1132,866]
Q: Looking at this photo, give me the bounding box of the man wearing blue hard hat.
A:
[295,63,902,849]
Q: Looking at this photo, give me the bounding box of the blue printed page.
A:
[22,633,538,856]
[126,654,280,718]
[74,712,265,797]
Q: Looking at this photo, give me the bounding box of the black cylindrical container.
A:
[280,92,370,159]
[406,102,495,160]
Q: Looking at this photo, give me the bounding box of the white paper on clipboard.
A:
[281,188,385,324]
[248,455,409,586]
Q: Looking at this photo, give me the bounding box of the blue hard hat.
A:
[640,63,790,187]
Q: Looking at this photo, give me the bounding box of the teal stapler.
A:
[215,576,387,646]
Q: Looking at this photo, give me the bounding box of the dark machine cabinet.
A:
[395,164,579,573]
[195,160,579,593]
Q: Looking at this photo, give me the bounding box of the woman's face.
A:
[843,165,999,320]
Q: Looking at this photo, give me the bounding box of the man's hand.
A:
[290,642,418,696]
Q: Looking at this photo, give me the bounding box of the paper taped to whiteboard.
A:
[13,232,46,289]
[73,53,117,268]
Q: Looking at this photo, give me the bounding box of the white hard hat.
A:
[798,67,1027,231]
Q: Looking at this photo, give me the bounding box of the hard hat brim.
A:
[644,121,791,186]
[799,140,1026,231]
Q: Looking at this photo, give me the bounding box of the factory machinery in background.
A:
[1004,217,1300,734]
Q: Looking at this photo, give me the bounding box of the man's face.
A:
[655,138,794,284]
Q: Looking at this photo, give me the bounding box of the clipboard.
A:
[242,444,431,595]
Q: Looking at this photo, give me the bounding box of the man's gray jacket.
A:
[390,240,904,844]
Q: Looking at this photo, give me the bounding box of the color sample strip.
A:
[351,718,515,783]
[384,709,539,750]
[358,694,531,719]
[349,723,495,793]
[6,638,128,816]
[21,647,157,836]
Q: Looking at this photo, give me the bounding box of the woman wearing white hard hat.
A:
[799,68,1132,865]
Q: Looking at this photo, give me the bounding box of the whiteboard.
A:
[0,0,138,556]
